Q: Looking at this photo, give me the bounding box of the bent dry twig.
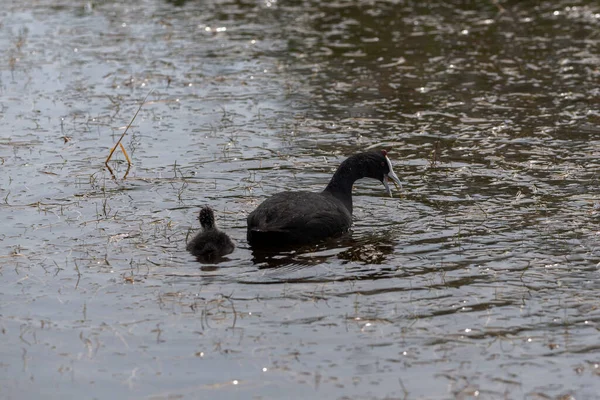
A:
[105,89,154,180]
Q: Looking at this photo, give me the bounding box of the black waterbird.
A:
[247,150,402,248]
[187,206,235,262]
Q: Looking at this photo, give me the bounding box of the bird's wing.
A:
[247,192,351,235]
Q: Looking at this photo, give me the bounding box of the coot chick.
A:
[247,150,402,248]
[187,206,235,262]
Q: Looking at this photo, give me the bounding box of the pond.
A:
[1,0,599,398]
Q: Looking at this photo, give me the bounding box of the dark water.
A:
[1,0,599,398]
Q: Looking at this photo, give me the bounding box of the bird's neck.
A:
[323,163,361,214]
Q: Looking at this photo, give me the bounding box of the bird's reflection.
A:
[250,231,396,270]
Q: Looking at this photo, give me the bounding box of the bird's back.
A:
[247,191,352,247]
[187,230,235,261]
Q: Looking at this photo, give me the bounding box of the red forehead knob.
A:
[381,149,388,156]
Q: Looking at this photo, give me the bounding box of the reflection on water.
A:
[1,0,599,399]
[248,231,395,271]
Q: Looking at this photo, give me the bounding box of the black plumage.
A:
[247,150,402,248]
[187,206,235,262]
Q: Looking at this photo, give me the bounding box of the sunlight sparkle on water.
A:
[205,26,227,32]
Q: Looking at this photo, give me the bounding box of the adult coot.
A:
[247,150,402,247]
[187,206,235,262]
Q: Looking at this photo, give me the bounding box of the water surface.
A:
[1,0,599,399]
